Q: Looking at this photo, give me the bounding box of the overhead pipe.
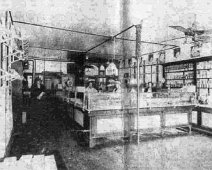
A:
[13,20,109,38]
[13,20,179,47]
[29,44,178,60]
[29,45,86,53]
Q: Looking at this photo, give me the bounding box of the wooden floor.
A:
[0,154,57,170]
[7,97,212,170]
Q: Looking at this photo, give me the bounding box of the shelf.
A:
[131,73,156,75]
[197,78,212,79]
[119,63,161,70]
[85,75,118,77]
[162,56,212,66]
[143,73,157,75]
[197,87,212,89]
[165,70,194,73]
[197,68,212,70]
[169,87,183,88]
[166,78,193,80]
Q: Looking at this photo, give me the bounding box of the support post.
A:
[135,22,142,144]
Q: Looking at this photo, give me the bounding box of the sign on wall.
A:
[36,60,68,74]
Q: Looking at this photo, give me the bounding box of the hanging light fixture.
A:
[105,38,118,76]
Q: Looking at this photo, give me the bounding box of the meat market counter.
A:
[63,92,196,148]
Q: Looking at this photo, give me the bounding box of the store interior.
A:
[1,0,212,169]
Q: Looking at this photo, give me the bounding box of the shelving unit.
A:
[196,60,212,96]
[163,56,212,97]
[119,59,162,86]
[164,63,194,88]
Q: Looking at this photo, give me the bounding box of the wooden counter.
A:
[57,91,197,147]
[65,92,195,147]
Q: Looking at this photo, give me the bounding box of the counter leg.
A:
[160,112,165,137]
[197,110,202,127]
[129,112,135,142]
[123,113,131,142]
[188,124,192,135]
[188,110,192,135]
[89,116,96,148]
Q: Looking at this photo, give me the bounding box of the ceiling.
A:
[10,0,123,60]
[2,0,212,61]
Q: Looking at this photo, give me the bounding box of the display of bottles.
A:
[166,71,193,80]
[165,63,193,72]
[197,79,212,89]
[165,59,212,102]
[197,61,212,70]
[196,61,212,94]
[167,80,184,88]
[197,69,212,78]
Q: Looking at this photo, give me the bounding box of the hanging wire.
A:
[113,37,116,62]
[60,35,66,76]
[59,46,62,76]
[43,50,46,85]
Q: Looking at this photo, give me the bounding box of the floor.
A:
[9,97,212,170]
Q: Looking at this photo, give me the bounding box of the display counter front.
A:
[64,91,196,147]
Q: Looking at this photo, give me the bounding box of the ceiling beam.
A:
[28,56,74,62]
[86,25,135,52]
[29,45,124,58]
[29,46,86,53]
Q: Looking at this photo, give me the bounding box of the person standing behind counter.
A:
[85,82,97,93]
[113,81,122,93]
[31,77,46,100]
[144,82,157,93]
[98,82,104,93]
